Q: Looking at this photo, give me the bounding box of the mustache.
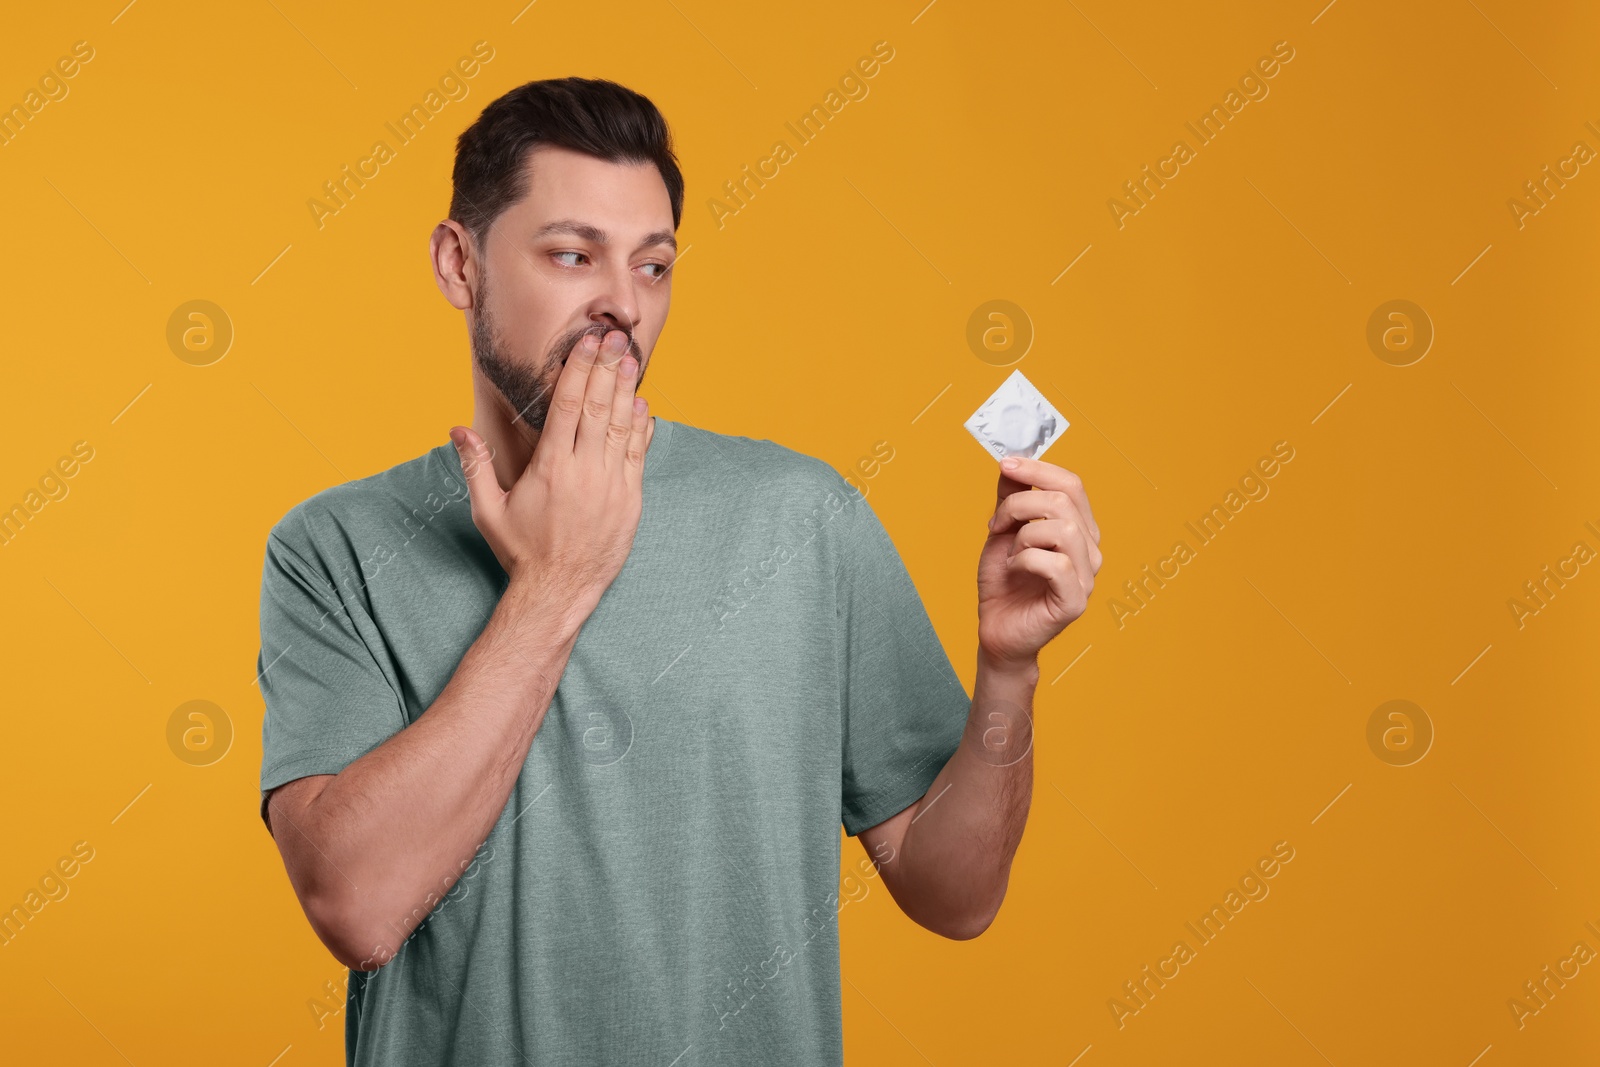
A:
[496,324,643,428]
[552,322,643,365]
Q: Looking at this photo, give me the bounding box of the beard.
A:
[470,272,646,433]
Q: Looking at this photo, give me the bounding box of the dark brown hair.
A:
[449,77,684,248]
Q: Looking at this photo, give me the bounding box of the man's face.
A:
[469,144,676,431]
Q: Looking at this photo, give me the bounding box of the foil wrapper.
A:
[963,369,1068,462]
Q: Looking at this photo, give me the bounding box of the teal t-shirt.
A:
[256,416,972,1065]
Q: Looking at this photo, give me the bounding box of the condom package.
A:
[964,369,1069,462]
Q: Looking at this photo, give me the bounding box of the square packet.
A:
[964,369,1069,462]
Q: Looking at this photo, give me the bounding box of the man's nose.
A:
[589,266,641,336]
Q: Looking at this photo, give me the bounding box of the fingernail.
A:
[621,355,637,378]
[1001,457,1021,470]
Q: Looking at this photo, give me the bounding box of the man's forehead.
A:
[513,146,671,218]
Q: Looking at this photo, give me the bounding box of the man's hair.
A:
[449,77,684,249]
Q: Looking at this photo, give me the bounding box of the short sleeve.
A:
[835,478,971,837]
[256,528,407,830]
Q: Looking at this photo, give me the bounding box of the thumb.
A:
[450,426,503,522]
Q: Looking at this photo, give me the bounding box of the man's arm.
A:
[856,650,1037,940]
[265,329,650,971]
[858,455,1099,939]
[267,579,585,970]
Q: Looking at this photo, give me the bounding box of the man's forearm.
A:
[886,650,1037,939]
[282,575,587,968]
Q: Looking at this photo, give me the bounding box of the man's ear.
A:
[430,219,477,311]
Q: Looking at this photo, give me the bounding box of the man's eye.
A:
[553,251,587,267]
[641,262,669,279]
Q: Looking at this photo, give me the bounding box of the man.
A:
[257,76,1101,1065]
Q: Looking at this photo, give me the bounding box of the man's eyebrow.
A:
[639,229,678,253]
[529,218,677,253]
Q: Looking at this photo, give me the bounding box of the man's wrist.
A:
[977,646,1041,685]
[495,572,593,651]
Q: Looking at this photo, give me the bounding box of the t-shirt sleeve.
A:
[834,476,972,837]
[256,525,407,831]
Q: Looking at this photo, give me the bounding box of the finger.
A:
[994,466,1032,516]
[1006,546,1085,614]
[995,496,1104,576]
[605,348,641,469]
[541,332,603,457]
[623,396,650,489]
[449,425,504,530]
[996,457,1099,544]
[575,329,629,459]
[990,488,1081,535]
[1011,519,1096,597]
[1010,521,1095,598]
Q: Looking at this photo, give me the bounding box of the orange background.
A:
[2,1,1596,1063]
